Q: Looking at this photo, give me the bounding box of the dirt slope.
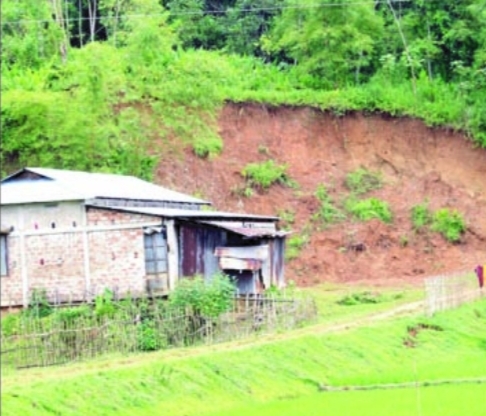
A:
[156,103,486,287]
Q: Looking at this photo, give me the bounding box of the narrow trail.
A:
[210,299,426,349]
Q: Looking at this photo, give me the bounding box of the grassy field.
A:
[1,287,484,416]
[205,384,486,416]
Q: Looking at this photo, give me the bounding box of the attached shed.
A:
[0,168,288,307]
[93,205,287,296]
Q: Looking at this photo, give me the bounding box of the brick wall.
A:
[1,236,22,306]
[89,228,146,296]
[87,207,160,226]
[1,206,163,307]
[25,233,86,303]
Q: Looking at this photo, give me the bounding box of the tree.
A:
[165,0,226,50]
[262,0,383,88]
[223,0,283,56]
[1,0,65,68]
[377,0,484,82]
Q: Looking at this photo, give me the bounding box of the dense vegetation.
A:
[2,0,485,178]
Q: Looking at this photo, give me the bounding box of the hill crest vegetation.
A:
[1,0,486,180]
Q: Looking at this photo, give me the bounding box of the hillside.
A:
[2,1,485,288]
[156,103,486,286]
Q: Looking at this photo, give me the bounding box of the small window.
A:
[144,230,167,275]
[1,235,8,276]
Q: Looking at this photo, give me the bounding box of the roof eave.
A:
[1,167,30,183]
[86,204,280,222]
[86,197,212,206]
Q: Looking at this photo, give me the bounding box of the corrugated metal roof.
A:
[202,222,289,238]
[94,205,279,222]
[1,168,209,205]
[1,180,86,205]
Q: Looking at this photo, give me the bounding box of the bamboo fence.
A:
[424,271,484,316]
[1,293,317,369]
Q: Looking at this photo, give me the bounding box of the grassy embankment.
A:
[1,285,485,416]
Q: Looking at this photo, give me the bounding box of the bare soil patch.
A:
[155,103,486,287]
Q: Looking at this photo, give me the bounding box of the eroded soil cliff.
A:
[156,103,486,286]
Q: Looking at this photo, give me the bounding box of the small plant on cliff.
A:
[411,201,432,231]
[277,209,296,230]
[431,208,466,242]
[345,197,393,223]
[193,135,223,158]
[314,184,345,225]
[345,168,383,195]
[242,160,291,190]
[285,234,309,261]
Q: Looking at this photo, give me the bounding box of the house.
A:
[0,168,288,308]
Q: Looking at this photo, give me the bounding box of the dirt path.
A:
[213,299,426,348]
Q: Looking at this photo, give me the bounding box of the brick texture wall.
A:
[1,206,162,307]
[1,236,22,306]
[24,233,85,303]
[87,208,159,226]
[89,228,146,296]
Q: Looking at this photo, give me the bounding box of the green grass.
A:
[1,294,484,416]
[204,384,486,416]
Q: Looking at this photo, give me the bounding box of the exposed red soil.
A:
[155,103,486,287]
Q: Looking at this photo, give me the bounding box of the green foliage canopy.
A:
[262,0,384,88]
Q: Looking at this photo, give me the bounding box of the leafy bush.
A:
[314,184,345,225]
[94,289,116,319]
[169,273,236,319]
[346,197,393,223]
[345,168,382,195]
[285,234,308,261]
[56,306,91,325]
[242,160,290,190]
[431,208,466,242]
[411,201,432,230]
[193,135,223,158]
[1,313,21,337]
[27,288,53,318]
[137,319,164,352]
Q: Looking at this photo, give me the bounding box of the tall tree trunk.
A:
[51,0,69,62]
[113,0,122,47]
[87,0,98,43]
[78,0,84,47]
